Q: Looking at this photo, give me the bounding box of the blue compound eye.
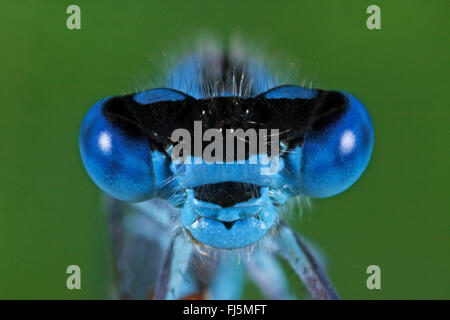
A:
[79,96,157,201]
[299,91,374,198]
[133,87,188,104]
[260,85,318,99]
[79,88,192,202]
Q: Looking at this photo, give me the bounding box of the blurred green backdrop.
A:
[0,0,448,299]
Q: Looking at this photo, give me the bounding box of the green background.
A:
[0,0,448,299]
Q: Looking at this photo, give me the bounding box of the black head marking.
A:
[194,182,261,208]
[101,88,348,152]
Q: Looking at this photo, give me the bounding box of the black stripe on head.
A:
[101,89,348,152]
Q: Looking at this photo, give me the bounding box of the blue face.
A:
[79,85,374,249]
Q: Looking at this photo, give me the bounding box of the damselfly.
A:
[79,42,374,299]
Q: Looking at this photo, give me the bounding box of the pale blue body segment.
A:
[79,46,374,299]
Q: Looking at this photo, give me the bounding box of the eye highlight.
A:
[298,91,374,198]
[79,97,157,201]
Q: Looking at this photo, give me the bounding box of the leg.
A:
[154,231,193,300]
[208,257,245,300]
[245,249,293,299]
[104,197,172,299]
[274,223,340,300]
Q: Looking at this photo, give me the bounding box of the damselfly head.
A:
[79,43,374,249]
